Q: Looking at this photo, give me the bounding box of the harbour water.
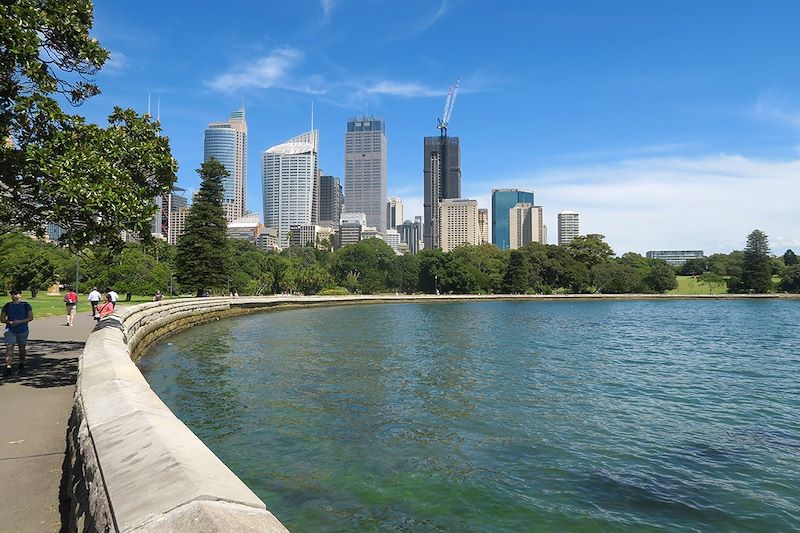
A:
[140,300,800,531]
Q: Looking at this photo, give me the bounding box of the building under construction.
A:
[423,80,462,250]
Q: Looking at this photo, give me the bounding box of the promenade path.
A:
[0,308,95,532]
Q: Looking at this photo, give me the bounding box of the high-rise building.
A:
[319,175,344,227]
[168,206,190,246]
[423,136,461,249]
[204,108,247,223]
[397,217,423,255]
[150,187,188,242]
[491,189,534,250]
[262,130,319,249]
[439,198,479,252]
[345,116,387,233]
[508,203,544,249]
[478,208,489,245]
[386,197,403,230]
[557,211,580,245]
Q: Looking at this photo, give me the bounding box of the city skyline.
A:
[76,1,800,255]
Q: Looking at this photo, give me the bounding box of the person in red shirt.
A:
[64,288,78,326]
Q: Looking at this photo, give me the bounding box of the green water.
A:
[140,300,800,532]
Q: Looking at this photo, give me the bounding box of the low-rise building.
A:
[646,250,704,266]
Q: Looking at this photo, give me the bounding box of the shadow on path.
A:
[0,340,81,389]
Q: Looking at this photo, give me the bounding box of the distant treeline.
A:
[2,229,797,297]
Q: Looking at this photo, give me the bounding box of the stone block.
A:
[91,409,266,531]
[130,500,289,533]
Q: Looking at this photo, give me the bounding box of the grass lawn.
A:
[4,293,161,319]
[669,275,727,295]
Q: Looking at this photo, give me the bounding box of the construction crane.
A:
[437,78,460,138]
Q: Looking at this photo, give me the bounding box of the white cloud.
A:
[416,0,449,32]
[471,154,800,255]
[208,47,304,92]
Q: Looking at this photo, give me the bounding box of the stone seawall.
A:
[64,297,291,532]
[63,293,798,531]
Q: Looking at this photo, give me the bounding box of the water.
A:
[139,300,800,532]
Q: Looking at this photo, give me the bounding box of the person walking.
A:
[87,286,101,317]
[1,289,33,375]
[64,287,78,326]
[107,288,119,309]
[153,290,163,301]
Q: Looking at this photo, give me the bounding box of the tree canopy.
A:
[1,0,176,248]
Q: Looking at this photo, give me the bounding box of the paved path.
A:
[0,307,95,532]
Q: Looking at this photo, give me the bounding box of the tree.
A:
[783,249,798,266]
[592,261,645,294]
[680,257,709,276]
[1,2,177,248]
[698,272,726,294]
[645,261,677,293]
[740,229,772,293]
[566,234,615,270]
[503,250,530,294]
[779,265,800,293]
[96,245,170,296]
[175,160,229,295]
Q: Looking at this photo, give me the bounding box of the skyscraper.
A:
[386,197,403,230]
[345,116,387,233]
[262,130,319,248]
[423,136,461,249]
[204,108,247,223]
[319,175,344,227]
[557,211,580,245]
[491,189,534,250]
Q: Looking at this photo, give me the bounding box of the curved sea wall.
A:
[64,293,796,531]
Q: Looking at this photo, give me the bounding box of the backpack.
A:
[65,292,77,304]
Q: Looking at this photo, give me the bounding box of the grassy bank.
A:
[4,293,161,319]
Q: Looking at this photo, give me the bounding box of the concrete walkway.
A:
[0,308,95,532]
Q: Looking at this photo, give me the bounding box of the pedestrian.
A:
[153,290,163,301]
[107,288,119,309]
[95,294,115,321]
[64,287,78,326]
[87,286,101,317]
[1,289,33,376]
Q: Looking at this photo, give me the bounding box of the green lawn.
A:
[3,293,162,319]
[669,275,727,295]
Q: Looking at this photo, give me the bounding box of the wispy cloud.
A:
[208,47,304,92]
[753,91,800,130]
[416,0,449,32]
[320,0,337,16]
[103,50,128,73]
[553,142,701,163]
[363,80,445,98]
[469,154,800,255]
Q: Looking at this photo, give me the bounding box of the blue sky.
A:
[79,0,799,254]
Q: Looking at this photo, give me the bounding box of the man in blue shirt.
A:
[1,289,34,375]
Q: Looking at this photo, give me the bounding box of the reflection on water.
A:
[140,300,800,532]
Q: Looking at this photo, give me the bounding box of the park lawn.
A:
[5,293,159,319]
[669,275,728,295]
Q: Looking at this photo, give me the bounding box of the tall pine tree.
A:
[176,159,230,296]
[740,229,772,293]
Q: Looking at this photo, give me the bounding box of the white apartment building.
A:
[262,130,319,249]
[509,203,544,249]
[384,229,401,253]
[557,211,580,246]
[439,198,479,252]
[386,197,403,230]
